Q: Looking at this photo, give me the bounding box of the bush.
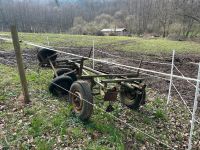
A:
[109,32,117,36]
[167,23,186,41]
[96,31,104,36]
[168,34,186,41]
[83,32,88,35]
[70,25,86,35]
[169,23,182,35]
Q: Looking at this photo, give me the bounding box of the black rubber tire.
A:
[37,48,57,63]
[54,68,77,81]
[49,76,73,97]
[69,80,93,121]
[120,86,146,110]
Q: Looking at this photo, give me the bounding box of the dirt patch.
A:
[0,47,199,110]
[0,49,38,67]
[56,47,200,111]
[1,47,200,149]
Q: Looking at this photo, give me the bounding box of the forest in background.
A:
[0,0,200,39]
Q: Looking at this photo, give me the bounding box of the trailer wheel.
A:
[54,68,77,81]
[37,48,57,63]
[120,86,146,110]
[49,76,73,97]
[69,81,93,121]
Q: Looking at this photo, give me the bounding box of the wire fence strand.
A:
[0,57,175,149]
[174,65,196,88]
[50,81,176,150]
[1,37,200,149]
[94,48,171,65]
[0,37,200,82]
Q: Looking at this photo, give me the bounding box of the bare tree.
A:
[0,0,199,37]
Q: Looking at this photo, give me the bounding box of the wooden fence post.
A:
[11,25,30,104]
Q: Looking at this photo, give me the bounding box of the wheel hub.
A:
[72,91,83,112]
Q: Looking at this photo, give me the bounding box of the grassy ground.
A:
[0,64,124,149]
[0,32,200,149]
[0,32,200,53]
[0,64,199,149]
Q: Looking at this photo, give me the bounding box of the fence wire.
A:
[50,81,176,150]
[0,57,176,149]
[174,65,196,88]
[0,36,199,149]
[94,48,171,65]
[0,37,200,82]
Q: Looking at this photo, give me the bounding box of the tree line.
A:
[0,0,199,39]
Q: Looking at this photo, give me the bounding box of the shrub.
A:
[109,32,117,36]
[96,31,104,36]
[169,23,182,35]
[168,34,186,41]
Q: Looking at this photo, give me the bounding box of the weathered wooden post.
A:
[11,25,30,104]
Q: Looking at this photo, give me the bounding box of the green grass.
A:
[0,32,200,53]
[120,37,200,53]
[0,64,199,149]
[0,31,200,149]
[0,64,125,149]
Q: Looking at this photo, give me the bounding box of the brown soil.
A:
[0,47,199,110]
[55,47,200,109]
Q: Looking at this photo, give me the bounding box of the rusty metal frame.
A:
[40,54,146,103]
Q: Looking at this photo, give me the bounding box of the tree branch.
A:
[177,14,200,23]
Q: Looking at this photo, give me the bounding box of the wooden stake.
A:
[11,25,30,104]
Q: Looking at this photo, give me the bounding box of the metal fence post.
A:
[188,62,200,150]
[92,40,95,69]
[11,25,30,104]
[167,50,175,105]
